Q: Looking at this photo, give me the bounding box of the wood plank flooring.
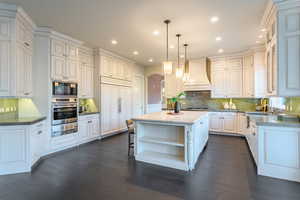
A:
[0,134,300,200]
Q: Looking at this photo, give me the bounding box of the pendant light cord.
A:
[164,20,171,61]
[176,34,181,69]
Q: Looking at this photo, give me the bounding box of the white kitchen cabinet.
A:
[262,1,300,96]
[78,114,100,144]
[243,54,255,97]
[0,6,35,97]
[99,54,133,82]
[100,84,132,137]
[209,112,223,132]
[258,126,300,182]
[0,120,45,175]
[51,38,80,82]
[209,112,238,134]
[211,57,243,98]
[30,121,45,166]
[79,47,94,98]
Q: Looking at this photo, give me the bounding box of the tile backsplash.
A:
[181,91,260,111]
[79,98,98,113]
[0,98,41,119]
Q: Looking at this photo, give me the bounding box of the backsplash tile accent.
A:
[79,99,98,113]
[0,98,41,120]
[284,97,300,114]
[182,91,260,111]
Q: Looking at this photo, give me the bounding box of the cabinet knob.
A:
[38,130,42,135]
[88,121,92,123]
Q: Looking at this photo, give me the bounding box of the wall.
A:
[147,74,164,104]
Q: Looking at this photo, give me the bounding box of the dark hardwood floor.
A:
[1,134,300,200]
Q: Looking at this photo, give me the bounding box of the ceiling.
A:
[2,0,268,66]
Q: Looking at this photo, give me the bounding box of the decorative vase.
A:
[174,101,181,113]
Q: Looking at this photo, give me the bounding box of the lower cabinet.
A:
[0,120,45,175]
[78,114,100,144]
[257,126,300,182]
[209,112,238,134]
[209,112,248,135]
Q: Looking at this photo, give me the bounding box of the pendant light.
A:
[175,34,183,78]
[182,43,190,82]
[163,19,172,74]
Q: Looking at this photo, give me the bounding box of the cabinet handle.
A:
[24,42,30,47]
[24,92,30,95]
[252,132,256,136]
[88,120,92,123]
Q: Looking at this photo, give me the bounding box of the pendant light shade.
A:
[163,19,172,74]
[175,34,183,78]
[182,43,190,81]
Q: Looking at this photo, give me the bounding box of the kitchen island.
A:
[132,111,209,171]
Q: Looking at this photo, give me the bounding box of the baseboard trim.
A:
[209,131,245,137]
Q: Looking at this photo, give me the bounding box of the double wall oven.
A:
[51,81,78,137]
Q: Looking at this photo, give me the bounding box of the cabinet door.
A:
[0,41,10,96]
[16,44,25,96]
[278,8,300,96]
[243,55,254,97]
[223,113,237,133]
[66,59,78,82]
[209,113,222,132]
[67,43,78,60]
[119,86,132,130]
[90,118,99,138]
[110,85,120,131]
[228,68,243,97]
[101,84,112,134]
[78,120,89,142]
[86,67,94,98]
[24,48,33,96]
[51,39,66,57]
[79,63,86,97]
[211,69,226,98]
[100,56,112,77]
[51,56,66,81]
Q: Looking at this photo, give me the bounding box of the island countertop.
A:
[132,111,208,125]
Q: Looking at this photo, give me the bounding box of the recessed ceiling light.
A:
[180,54,184,58]
[169,45,175,49]
[153,30,160,36]
[218,48,224,53]
[111,40,118,45]
[258,35,263,39]
[216,36,222,41]
[261,28,266,32]
[148,58,153,62]
[133,51,139,55]
[210,16,219,23]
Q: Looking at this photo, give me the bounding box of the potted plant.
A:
[170,92,186,113]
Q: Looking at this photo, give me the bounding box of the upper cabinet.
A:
[95,49,133,83]
[211,49,267,98]
[0,4,35,97]
[79,47,94,98]
[51,37,81,82]
[263,1,300,96]
[211,57,243,98]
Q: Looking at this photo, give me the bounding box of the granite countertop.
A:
[79,112,100,116]
[248,114,300,128]
[132,111,209,125]
[0,116,46,126]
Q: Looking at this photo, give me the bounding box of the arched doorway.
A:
[146,74,164,113]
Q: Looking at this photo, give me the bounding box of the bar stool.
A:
[126,119,134,156]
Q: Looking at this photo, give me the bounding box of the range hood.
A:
[183,58,212,91]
